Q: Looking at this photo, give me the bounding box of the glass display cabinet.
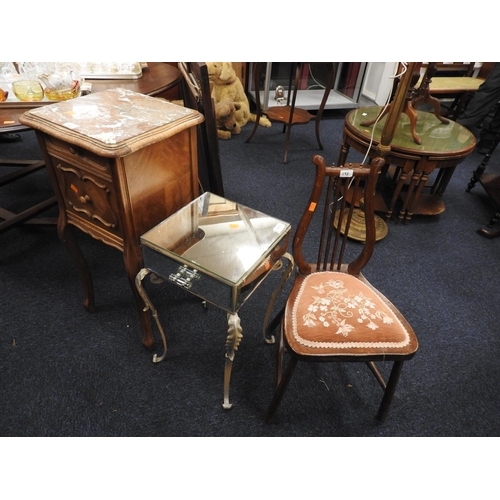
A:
[247,62,368,111]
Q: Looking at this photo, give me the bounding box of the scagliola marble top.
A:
[19,88,204,157]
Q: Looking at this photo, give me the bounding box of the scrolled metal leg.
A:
[262,252,294,344]
[223,313,243,409]
[135,268,168,363]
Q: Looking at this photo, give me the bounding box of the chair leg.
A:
[376,360,404,422]
[275,321,285,387]
[366,361,386,389]
[266,355,298,423]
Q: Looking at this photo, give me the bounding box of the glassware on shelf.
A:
[12,80,44,101]
[37,70,83,101]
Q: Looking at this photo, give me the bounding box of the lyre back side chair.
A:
[266,155,419,423]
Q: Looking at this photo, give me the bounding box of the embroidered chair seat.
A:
[286,271,414,356]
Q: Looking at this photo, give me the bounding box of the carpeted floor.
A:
[1,108,500,439]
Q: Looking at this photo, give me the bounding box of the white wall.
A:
[361,62,398,105]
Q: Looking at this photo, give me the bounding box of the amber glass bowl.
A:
[44,83,80,101]
[12,80,44,102]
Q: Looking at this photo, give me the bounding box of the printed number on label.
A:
[340,169,354,178]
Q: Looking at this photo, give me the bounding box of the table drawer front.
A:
[142,245,237,312]
[44,135,113,179]
[54,159,121,236]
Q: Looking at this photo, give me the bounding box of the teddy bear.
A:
[206,62,271,131]
[214,100,241,140]
[168,95,243,140]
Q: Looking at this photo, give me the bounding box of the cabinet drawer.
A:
[53,159,121,237]
[44,135,113,179]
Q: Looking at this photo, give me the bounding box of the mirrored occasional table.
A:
[135,192,293,409]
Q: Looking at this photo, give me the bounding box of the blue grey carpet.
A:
[1,110,499,437]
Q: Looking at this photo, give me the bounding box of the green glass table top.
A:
[347,106,475,155]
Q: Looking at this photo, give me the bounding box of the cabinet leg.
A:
[59,223,95,313]
[123,248,156,348]
[126,269,156,349]
[135,287,155,348]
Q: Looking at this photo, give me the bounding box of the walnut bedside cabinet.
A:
[20,88,204,348]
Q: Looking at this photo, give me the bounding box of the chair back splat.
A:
[294,155,383,277]
[266,154,419,423]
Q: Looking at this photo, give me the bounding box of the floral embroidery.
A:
[301,278,394,336]
[291,273,411,349]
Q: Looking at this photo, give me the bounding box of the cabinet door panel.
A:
[55,160,121,235]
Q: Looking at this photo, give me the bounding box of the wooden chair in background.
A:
[178,62,225,196]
